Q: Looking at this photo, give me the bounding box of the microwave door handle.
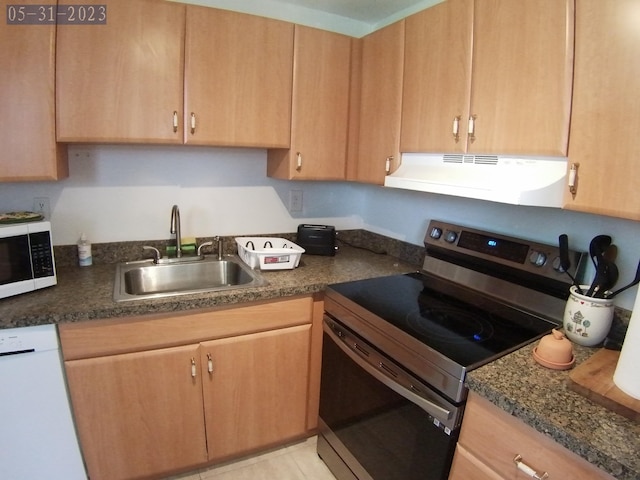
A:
[324,323,452,421]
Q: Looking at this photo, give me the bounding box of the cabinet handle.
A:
[296,152,302,171]
[190,113,196,134]
[207,353,214,374]
[452,116,461,142]
[385,156,393,174]
[468,114,477,143]
[568,162,579,198]
[172,111,178,133]
[191,358,197,378]
[513,455,549,479]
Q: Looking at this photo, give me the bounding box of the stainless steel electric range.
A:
[317,220,586,480]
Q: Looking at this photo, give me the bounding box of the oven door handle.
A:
[324,322,453,422]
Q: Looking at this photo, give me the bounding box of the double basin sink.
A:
[113,255,267,302]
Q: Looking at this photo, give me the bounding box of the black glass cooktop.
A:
[329,272,556,369]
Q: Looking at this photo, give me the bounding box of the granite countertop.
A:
[467,343,640,480]
[1,245,637,479]
[0,246,417,329]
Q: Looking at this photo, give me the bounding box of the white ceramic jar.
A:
[563,285,614,346]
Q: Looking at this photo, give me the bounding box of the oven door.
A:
[318,316,462,480]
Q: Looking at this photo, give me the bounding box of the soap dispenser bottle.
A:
[77,232,92,267]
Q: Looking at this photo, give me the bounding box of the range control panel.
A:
[424,220,585,283]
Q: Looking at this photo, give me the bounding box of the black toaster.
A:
[296,224,336,256]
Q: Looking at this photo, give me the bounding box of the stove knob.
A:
[444,231,458,243]
[552,256,565,272]
[430,227,443,239]
[529,251,547,267]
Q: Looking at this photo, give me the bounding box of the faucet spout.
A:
[170,205,182,258]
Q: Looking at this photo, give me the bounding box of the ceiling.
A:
[178,0,442,36]
[271,0,436,24]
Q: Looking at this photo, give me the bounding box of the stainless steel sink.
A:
[113,255,267,302]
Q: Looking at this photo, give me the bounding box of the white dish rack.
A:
[235,237,305,270]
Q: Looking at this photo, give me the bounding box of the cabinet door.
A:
[267,26,351,180]
[401,0,472,153]
[202,324,311,462]
[401,0,572,156]
[564,0,640,220]
[349,20,404,185]
[65,344,207,480]
[56,0,185,143]
[0,0,67,181]
[469,0,573,155]
[184,7,293,147]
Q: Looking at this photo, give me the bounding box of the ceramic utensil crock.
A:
[563,285,614,346]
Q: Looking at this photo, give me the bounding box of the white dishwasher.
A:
[0,324,86,480]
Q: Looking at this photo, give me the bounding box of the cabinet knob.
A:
[468,114,477,143]
[513,454,549,480]
[172,111,178,133]
[452,116,461,142]
[296,152,302,172]
[568,162,579,198]
[191,358,197,378]
[207,353,214,374]
[190,113,196,134]
[385,156,393,174]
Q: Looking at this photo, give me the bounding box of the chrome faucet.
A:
[170,205,182,258]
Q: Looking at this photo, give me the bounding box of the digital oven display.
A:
[457,231,530,264]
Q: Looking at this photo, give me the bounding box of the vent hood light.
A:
[384,153,568,208]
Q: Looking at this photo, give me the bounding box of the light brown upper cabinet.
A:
[564,0,640,221]
[268,26,352,180]
[57,1,294,148]
[56,0,186,144]
[401,0,574,156]
[347,21,405,185]
[1,0,68,181]
[184,7,293,147]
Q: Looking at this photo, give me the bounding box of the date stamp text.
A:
[7,4,107,24]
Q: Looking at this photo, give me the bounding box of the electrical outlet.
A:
[33,197,50,220]
[289,189,303,213]
[72,149,92,160]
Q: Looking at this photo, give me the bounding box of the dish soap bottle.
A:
[77,232,92,267]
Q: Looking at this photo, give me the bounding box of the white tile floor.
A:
[167,436,336,480]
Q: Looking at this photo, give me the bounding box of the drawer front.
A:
[459,393,614,480]
[59,295,313,360]
[449,445,502,480]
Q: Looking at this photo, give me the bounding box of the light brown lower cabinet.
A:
[449,392,614,480]
[59,295,322,480]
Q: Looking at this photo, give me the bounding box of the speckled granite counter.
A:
[467,343,640,480]
[1,243,637,480]
[0,246,417,329]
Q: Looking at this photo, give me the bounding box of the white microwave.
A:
[0,221,57,300]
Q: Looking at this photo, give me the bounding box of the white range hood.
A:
[384,153,568,208]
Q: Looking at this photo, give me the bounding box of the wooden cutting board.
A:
[567,348,640,422]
